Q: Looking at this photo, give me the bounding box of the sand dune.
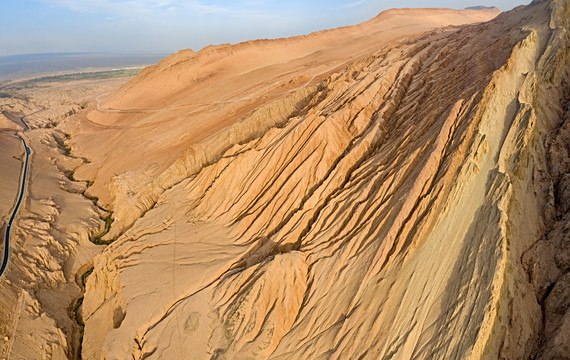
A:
[65,7,500,240]
[1,1,569,359]
[72,1,570,359]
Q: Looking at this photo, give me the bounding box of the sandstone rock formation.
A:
[66,7,501,240]
[0,79,130,359]
[1,2,568,359]
[65,1,569,359]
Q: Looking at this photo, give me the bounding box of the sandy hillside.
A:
[68,0,570,359]
[65,7,500,240]
[1,1,569,359]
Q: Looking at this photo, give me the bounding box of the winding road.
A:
[0,110,40,278]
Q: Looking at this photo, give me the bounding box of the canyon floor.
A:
[1,1,569,359]
[0,77,132,359]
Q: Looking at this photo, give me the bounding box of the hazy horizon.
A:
[0,52,169,80]
[1,0,530,57]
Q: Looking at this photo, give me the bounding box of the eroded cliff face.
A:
[0,81,127,360]
[64,8,500,241]
[76,1,569,359]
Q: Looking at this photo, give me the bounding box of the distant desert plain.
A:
[0,1,569,359]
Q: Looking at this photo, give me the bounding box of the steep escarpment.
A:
[64,8,500,241]
[521,1,570,357]
[77,1,569,359]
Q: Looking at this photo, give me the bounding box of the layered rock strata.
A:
[77,1,569,359]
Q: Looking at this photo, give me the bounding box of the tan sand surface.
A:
[0,77,132,359]
[69,1,570,359]
[64,8,501,239]
[1,2,569,359]
[0,135,24,231]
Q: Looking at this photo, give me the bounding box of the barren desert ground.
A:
[0,1,569,359]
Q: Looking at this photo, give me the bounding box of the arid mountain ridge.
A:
[73,0,568,358]
[0,1,568,359]
[73,7,501,241]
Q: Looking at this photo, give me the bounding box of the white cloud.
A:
[341,0,367,8]
[189,2,229,14]
[38,0,231,18]
[244,0,273,6]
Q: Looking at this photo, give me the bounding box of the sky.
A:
[0,0,530,57]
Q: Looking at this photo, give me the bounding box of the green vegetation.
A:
[84,194,99,207]
[62,143,72,156]
[73,265,94,360]
[66,171,75,181]
[73,296,84,317]
[73,296,85,358]
[81,266,94,288]
[86,180,94,187]
[0,91,29,101]
[2,68,142,90]
[53,133,72,156]
[92,212,114,245]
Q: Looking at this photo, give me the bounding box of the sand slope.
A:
[74,1,569,359]
[64,7,500,240]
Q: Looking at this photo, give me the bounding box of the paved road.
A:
[0,109,40,278]
[19,107,46,130]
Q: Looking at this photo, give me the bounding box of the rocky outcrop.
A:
[65,8,501,241]
[0,107,105,360]
[522,2,570,355]
[79,1,569,359]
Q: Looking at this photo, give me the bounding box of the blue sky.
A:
[0,0,529,57]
